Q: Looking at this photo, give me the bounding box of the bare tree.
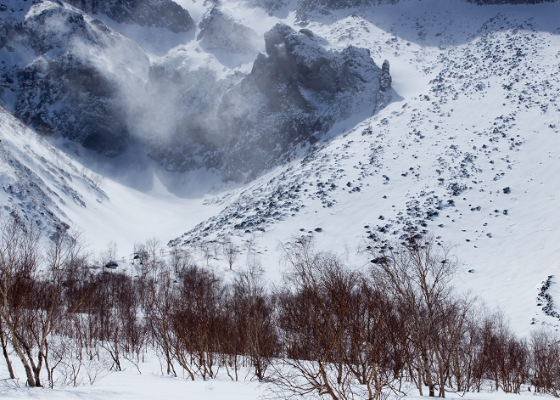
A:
[222,238,239,270]
[169,246,192,274]
[530,328,560,396]
[367,234,460,397]
[80,167,105,192]
[0,215,94,387]
[0,213,41,386]
[272,236,376,400]
[199,241,212,267]
[231,258,277,380]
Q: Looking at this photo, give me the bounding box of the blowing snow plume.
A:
[0,0,151,157]
[139,23,392,182]
[1,0,392,184]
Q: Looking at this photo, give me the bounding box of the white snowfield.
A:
[0,358,542,400]
[2,0,560,397]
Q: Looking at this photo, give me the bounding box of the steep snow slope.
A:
[0,106,221,253]
[169,0,560,335]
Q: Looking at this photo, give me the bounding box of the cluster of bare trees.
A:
[2,212,560,398]
[0,214,99,387]
[269,236,539,399]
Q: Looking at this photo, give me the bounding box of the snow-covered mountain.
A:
[1,0,560,337]
[1,0,390,179]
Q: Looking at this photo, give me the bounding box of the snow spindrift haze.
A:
[1,0,560,397]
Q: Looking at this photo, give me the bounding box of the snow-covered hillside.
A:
[1,0,560,330]
[0,106,222,252]
[1,0,560,365]
[162,0,560,335]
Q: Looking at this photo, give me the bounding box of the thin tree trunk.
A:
[1,329,15,379]
[11,338,37,387]
[422,349,435,397]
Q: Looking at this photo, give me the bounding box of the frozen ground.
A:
[0,355,265,399]
[0,356,548,400]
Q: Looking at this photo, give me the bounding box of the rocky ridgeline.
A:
[289,0,558,23]
[65,0,195,32]
[0,0,152,156]
[249,0,557,17]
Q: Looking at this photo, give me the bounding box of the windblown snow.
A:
[1,0,560,397]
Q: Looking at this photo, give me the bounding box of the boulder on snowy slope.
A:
[64,0,195,33]
[197,7,263,55]
[1,1,149,157]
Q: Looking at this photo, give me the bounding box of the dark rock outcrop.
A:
[380,60,391,92]
[1,1,149,157]
[197,7,262,54]
[65,0,195,32]
[15,56,130,157]
[145,23,389,181]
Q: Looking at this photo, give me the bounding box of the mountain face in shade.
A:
[144,23,389,181]
[64,0,195,32]
[1,0,151,157]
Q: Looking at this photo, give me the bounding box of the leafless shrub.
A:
[0,216,557,397]
[80,167,105,192]
[222,237,239,270]
[0,214,95,387]
[530,328,560,396]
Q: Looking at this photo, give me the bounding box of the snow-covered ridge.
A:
[0,106,105,232]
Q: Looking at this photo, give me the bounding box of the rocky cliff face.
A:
[64,0,195,32]
[146,23,389,181]
[197,7,262,55]
[1,0,389,182]
[247,23,385,146]
[0,0,150,157]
